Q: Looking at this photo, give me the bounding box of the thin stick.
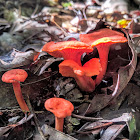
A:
[72,113,103,121]
[69,99,91,103]
[26,94,46,140]
[51,15,68,36]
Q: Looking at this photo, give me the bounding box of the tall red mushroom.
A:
[42,40,100,92]
[42,41,93,66]
[2,69,29,113]
[59,58,101,92]
[80,28,128,85]
[44,98,74,132]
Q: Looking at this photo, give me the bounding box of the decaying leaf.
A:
[77,112,132,140]
[41,124,77,140]
[100,113,132,123]
[83,122,113,131]
[0,49,38,71]
[85,27,137,115]
[128,17,140,34]
[33,57,63,75]
[100,124,126,140]
[131,36,140,57]
[0,114,34,140]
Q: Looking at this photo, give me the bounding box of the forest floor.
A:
[0,0,140,140]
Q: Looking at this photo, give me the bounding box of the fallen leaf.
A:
[128,17,140,34]
[0,49,38,71]
[0,114,34,140]
[100,124,126,140]
[85,28,137,114]
[99,113,132,123]
[41,124,77,140]
[83,122,113,131]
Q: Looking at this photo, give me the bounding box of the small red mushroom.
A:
[42,41,93,66]
[44,98,74,132]
[2,69,29,113]
[59,58,101,92]
[80,28,128,85]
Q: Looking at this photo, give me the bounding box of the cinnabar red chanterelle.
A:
[44,97,74,132]
[59,58,101,92]
[80,28,128,85]
[42,41,101,92]
[2,69,29,113]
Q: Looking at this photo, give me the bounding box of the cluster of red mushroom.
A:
[42,28,128,92]
[1,69,74,132]
[42,41,102,92]
[1,28,128,133]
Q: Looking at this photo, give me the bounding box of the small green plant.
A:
[62,2,72,8]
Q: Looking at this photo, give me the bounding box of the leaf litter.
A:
[0,0,140,140]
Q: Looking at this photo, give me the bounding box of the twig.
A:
[51,15,68,36]
[69,99,91,103]
[75,122,113,134]
[0,107,21,113]
[31,0,40,16]
[21,71,58,86]
[72,114,103,121]
[26,94,46,140]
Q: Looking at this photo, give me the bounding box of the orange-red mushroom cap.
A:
[80,28,127,45]
[2,69,28,83]
[80,28,128,86]
[59,58,101,77]
[44,98,74,118]
[42,41,93,65]
[91,36,128,47]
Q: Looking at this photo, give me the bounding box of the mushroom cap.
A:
[59,58,101,77]
[42,41,93,59]
[59,60,83,77]
[91,36,128,47]
[80,28,127,46]
[44,98,74,118]
[82,58,102,76]
[2,69,28,83]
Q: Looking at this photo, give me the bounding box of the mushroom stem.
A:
[95,44,110,85]
[64,55,82,66]
[75,75,95,92]
[55,117,64,132]
[12,82,29,113]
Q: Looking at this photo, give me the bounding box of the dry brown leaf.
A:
[0,49,38,71]
[100,124,126,140]
[85,28,137,114]
[41,124,77,140]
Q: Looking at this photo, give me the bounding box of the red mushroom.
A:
[42,41,93,66]
[2,69,29,113]
[42,41,99,91]
[80,28,128,85]
[44,98,74,132]
[59,58,101,92]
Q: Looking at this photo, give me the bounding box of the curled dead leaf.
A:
[85,28,137,114]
